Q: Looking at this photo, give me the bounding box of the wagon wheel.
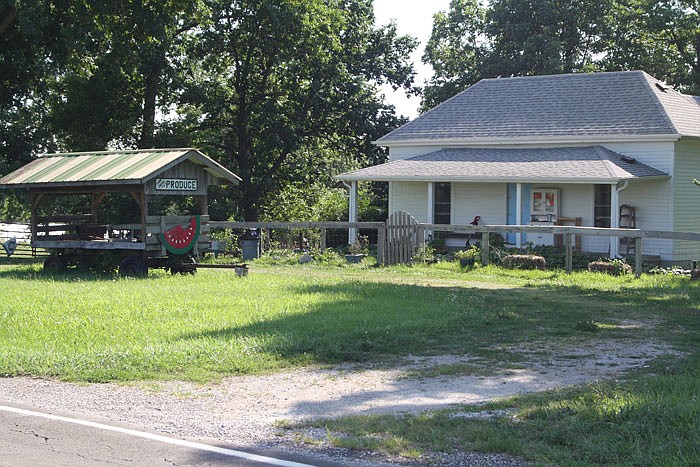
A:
[43,255,67,273]
[118,255,148,278]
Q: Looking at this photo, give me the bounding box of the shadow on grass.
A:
[175,277,699,365]
[0,262,127,282]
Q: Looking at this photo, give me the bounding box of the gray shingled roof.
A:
[337,146,669,182]
[377,71,700,144]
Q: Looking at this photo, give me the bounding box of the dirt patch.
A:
[0,340,680,466]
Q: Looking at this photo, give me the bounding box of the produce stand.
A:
[0,148,242,276]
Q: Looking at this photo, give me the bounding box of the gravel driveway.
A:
[0,340,677,466]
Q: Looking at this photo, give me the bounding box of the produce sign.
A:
[158,216,200,254]
[156,178,198,191]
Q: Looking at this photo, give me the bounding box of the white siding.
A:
[388,146,443,161]
[619,180,673,259]
[672,140,700,263]
[389,181,428,222]
[602,141,675,174]
[452,183,507,225]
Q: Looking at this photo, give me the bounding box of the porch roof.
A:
[337,146,669,183]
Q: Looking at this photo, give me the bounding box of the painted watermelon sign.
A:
[158,216,200,254]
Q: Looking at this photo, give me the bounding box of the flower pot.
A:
[345,254,364,264]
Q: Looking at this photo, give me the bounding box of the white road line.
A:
[0,405,317,467]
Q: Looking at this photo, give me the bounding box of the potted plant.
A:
[455,245,480,267]
[345,235,368,264]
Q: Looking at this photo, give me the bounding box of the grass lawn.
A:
[1,259,698,464]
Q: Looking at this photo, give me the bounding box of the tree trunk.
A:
[138,53,164,149]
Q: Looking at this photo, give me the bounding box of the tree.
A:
[422,0,487,110]
[421,0,611,108]
[47,0,204,150]
[179,0,416,220]
[485,0,609,77]
[601,0,700,94]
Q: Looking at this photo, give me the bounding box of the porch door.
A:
[506,183,531,244]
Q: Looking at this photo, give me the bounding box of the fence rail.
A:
[5,218,700,274]
[421,223,700,276]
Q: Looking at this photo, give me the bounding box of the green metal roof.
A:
[0,148,241,188]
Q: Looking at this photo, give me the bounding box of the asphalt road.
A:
[0,404,333,467]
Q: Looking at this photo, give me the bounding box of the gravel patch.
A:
[0,340,679,466]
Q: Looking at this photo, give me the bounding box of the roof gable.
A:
[378,71,700,144]
[0,148,241,189]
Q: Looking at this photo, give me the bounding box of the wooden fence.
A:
[420,223,700,276]
[5,217,699,274]
[210,218,700,275]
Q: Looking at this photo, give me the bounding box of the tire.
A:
[118,255,148,278]
[43,255,68,273]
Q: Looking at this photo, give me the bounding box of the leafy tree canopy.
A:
[0,0,416,221]
[422,0,698,109]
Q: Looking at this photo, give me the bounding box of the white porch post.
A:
[348,180,358,245]
[516,183,523,248]
[427,182,434,241]
[610,182,620,258]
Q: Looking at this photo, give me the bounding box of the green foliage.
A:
[454,244,480,261]
[413,244,436,263]
[1,0,415,223]
[179,0,416,219]
[422,0,487,110]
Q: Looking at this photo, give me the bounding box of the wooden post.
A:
[320,228,327,250]
[91,192,106,223]
[481,231,489,266]
[377,224,386,265]
[635,237,643,277]
[30,192,43,243]
[141,191,148,247]
[565,232,573,274]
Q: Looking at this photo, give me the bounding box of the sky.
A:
[373,0,451,119]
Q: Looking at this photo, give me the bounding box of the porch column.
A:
[347,180,358,245]
[426,182,434,242]
[610,182,620,258]
[516,183,523,248]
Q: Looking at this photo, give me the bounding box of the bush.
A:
[587,258,633,276]
[454,245,480,268]
[502,254,546,270]
[414,244,436,263]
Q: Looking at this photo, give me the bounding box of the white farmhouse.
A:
[338,71,700,265]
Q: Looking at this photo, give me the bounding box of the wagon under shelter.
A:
[0,148,241,276]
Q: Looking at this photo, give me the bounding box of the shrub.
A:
[587,258,633,276]
[454,245,480,267]
[414,244,436,263]
[501,254,546,270]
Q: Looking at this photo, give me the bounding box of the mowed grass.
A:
[1,260,699,464]
[0,262,698,384]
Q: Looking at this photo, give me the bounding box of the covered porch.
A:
[338,146,670,258]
